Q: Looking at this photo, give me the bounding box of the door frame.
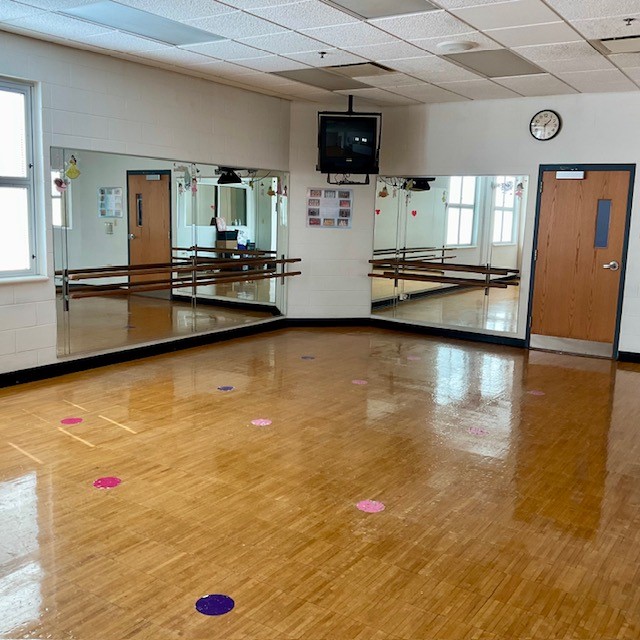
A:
[525,163,636,358]
[125,169,173,270]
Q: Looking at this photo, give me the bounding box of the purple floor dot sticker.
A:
[217,386,234,392]
[352,379,368,385]
[407,355,421,361]
[251,418,272,427]
[527,390,545,396]
[93,476,121,489]
[356,500,385,513]
[301,355,315,360]
[61,417,83,425]
[195,594,235,616]
[468,426,488,436]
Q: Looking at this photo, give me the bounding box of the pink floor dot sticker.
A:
[527,390,546,396]
[407,355,421,361]
[251,418,272,427]
[356,500,385,513]
[93,476,121,489]
[468,426,488,436]
[352,379,368,385]
[61,417,83,425]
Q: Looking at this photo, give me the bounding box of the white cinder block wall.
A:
[0,31,289,374]
[380,95,640,351]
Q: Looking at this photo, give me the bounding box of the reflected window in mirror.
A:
[446,176,477,247]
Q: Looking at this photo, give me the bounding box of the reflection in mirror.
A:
[52,148,297,356]
[371,175,528,334]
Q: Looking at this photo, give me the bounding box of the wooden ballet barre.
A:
[369,272,513,288]
[373,246,455,255]
[369,260,519,276]
[173,246,277,255]
[69,270,301,299]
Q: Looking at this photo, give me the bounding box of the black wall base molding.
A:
[618,351,640,364]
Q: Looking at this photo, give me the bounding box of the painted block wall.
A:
[381,95,640,351]
[0,31,290,374]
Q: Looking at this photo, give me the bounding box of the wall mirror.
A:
[51,148,296,356]
[370,175,528,335]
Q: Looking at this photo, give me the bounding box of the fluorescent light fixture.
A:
[327,0,439,19]
[62,1,222,46]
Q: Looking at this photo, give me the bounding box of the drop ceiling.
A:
[1,0,640,106]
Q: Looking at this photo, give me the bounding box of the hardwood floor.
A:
[1,327,639,639]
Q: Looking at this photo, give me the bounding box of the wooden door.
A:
[530,170,631,356]
[127,173,170,284]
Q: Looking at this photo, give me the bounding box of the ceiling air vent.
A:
[326,62,395,78]
[596,35,640,54]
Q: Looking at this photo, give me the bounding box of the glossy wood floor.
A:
[1,327,640,639]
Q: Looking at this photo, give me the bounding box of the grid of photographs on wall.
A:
[307,188,352,228]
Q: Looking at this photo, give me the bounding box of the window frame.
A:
[445,176,478,248]
[0,77,37,278]
[492,176,518,246]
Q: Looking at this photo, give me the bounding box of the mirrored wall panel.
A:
[371,175,528,334]
[52,148,297,356]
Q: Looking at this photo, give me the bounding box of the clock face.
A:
[530,110,561,141]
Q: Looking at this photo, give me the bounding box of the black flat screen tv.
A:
[317,115,379,175]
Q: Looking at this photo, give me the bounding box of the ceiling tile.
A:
[239,31,326,54]
[343,40,427,59]
[132,47,215,64]
[486,21,583,47]
[436,78,520,99]
[412,30,502,54]
[234,72,307,88]
[14,0,97,7]
[229,55,311,72]
[609,53,640,68]
[370,10,472,41]
[494,72,578,95]
[451,0,561,30]
[328,0,441,20]
[3,12,113,38]
[382,55,482,81]
[301,21,396,48]
[274,67,371,90]
[286,48,367,67]
[544,0,640,21]
[76,30,172,51]
[353,72,425,87]
[515,41,616,72]
[251,1,358,30]
[117,0,235,21]
[0,1,43,21]
[624,67,640,82]
[388,82,470,102]
[185,11,287,38]
[182,40,269,59]
[434,0,511,7]
[570,15,640,40]
[446,49,543,77]
[557,68,639,92]
[335,86,422,105]
[221,0,304,7]
[180,59,258,75]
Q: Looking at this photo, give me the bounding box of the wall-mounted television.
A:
[317,114,380,175]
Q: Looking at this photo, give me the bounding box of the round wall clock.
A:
[529,109,561,140]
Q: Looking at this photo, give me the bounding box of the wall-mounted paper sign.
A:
[307,187,352,228]
[98,187,124,218]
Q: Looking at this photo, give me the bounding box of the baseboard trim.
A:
[1,316,530,388]
[618,351,640,363]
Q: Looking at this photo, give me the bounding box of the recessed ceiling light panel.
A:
[445,50,544,78]
[327,0,440,19]
[62,1,223,46]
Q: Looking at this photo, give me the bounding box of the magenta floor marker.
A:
[195,594,235,616]
[93,476,121,489]
[352,379,368,385]
[468,426,488,436]
[217,386,234,392]
[251,418,272,427]
[61,417,83,425]
[527,390,546,396]
[301,355,315,360]
[356,500,385,513]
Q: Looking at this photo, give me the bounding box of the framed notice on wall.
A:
[98,187,124,218]
[307,187,352,228]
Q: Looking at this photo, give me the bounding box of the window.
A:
[0,79,35,277]
[493,176,518,244]
[446,176,476,246]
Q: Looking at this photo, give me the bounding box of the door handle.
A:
[603,260,619,271]
[128,233,136,240]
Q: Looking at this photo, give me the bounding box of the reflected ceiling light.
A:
[217,168,242,185]
[436,40,477,54]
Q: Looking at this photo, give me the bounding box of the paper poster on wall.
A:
[98,187,124,218]
[307,188,352,228]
